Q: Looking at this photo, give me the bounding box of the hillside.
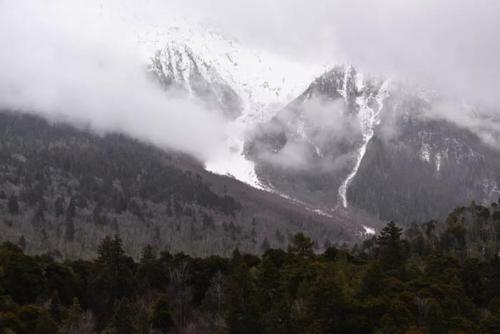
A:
[0,111,373,258]
[246,66,500,224]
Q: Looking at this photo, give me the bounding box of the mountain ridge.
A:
[0,110,376,258]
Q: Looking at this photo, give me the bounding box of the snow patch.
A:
[435,153,442,172]
[338,79,390,208]
[420,144,431,162]
[143,23,324,188]
[363,225,376,236]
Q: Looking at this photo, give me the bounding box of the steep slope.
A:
[0,111,373,258]
[144,25,319,118]
[246,66,500,224]
[348,88,500,223]
[142,24,322,187]
[245,66,389,210]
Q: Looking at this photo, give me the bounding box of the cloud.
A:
[427,100,500,149]
[161,0,500,107]
[1,0,499,168]
[0,0,227,161]
[253,97,362,171]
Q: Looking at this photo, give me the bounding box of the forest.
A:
[0,111,353,258]
[2,205,500,333]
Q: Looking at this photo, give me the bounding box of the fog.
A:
[0,0,227,161]
[254,98,362,171]
[1,0,499,168]
[168,0,500,107]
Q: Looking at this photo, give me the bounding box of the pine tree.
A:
[375,221,408,270]
[96,235,136,303]
[108,298,139,334]
[288,233,314,259]
[151,295,174,332]
[226,251,262,334]
[137,245,163,292]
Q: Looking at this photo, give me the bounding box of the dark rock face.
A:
[349,94,500,223]
[245,66,387,211]
[246,66,500,224]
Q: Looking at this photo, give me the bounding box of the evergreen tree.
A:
[95,235,136,306]
[137,245,164,292]
[307,266,348,333]
[226,251,262,334]
[107,298,139,334]
[375,221,408,270]
[151,295,174,333]
[288,233,314,259]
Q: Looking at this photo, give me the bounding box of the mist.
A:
[164,0,500,107]
[253,98,362,171]
[1,0,499,169]
[0,0,227,162]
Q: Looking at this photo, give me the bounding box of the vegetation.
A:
[0,111,352,257]
[2,212,500,333]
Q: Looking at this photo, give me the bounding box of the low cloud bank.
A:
[0,0,227,161]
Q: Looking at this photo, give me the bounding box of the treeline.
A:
[0,112,241,218]
[2,220,500,333]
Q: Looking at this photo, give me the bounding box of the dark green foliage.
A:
[0,111,241,227]
[17,305,58,334]
[93,235,136,309]
[287,232,314,259]
[0,245,47,304]
[137,245,165,292]
[106,298,139,334]
[2,215,500,333]
[375,221,408,270]
[306,266,348,333]
[226,251,262,334]
[151,295,174,332]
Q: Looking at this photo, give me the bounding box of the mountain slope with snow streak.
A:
[246,65,500,224]
[246,65,390,209]
[142,23,323,187]
[84,4,500,226]
[338,78,390,207]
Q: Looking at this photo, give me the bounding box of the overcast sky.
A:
[2,0,499,104]
[0,0,229,161]
[0,0,499,164]
[161,0,500,107]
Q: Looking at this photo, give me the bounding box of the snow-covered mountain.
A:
[245,66,391,210]
[247,65,500,223]
[104,11,500,225]
[136,23,323,187]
